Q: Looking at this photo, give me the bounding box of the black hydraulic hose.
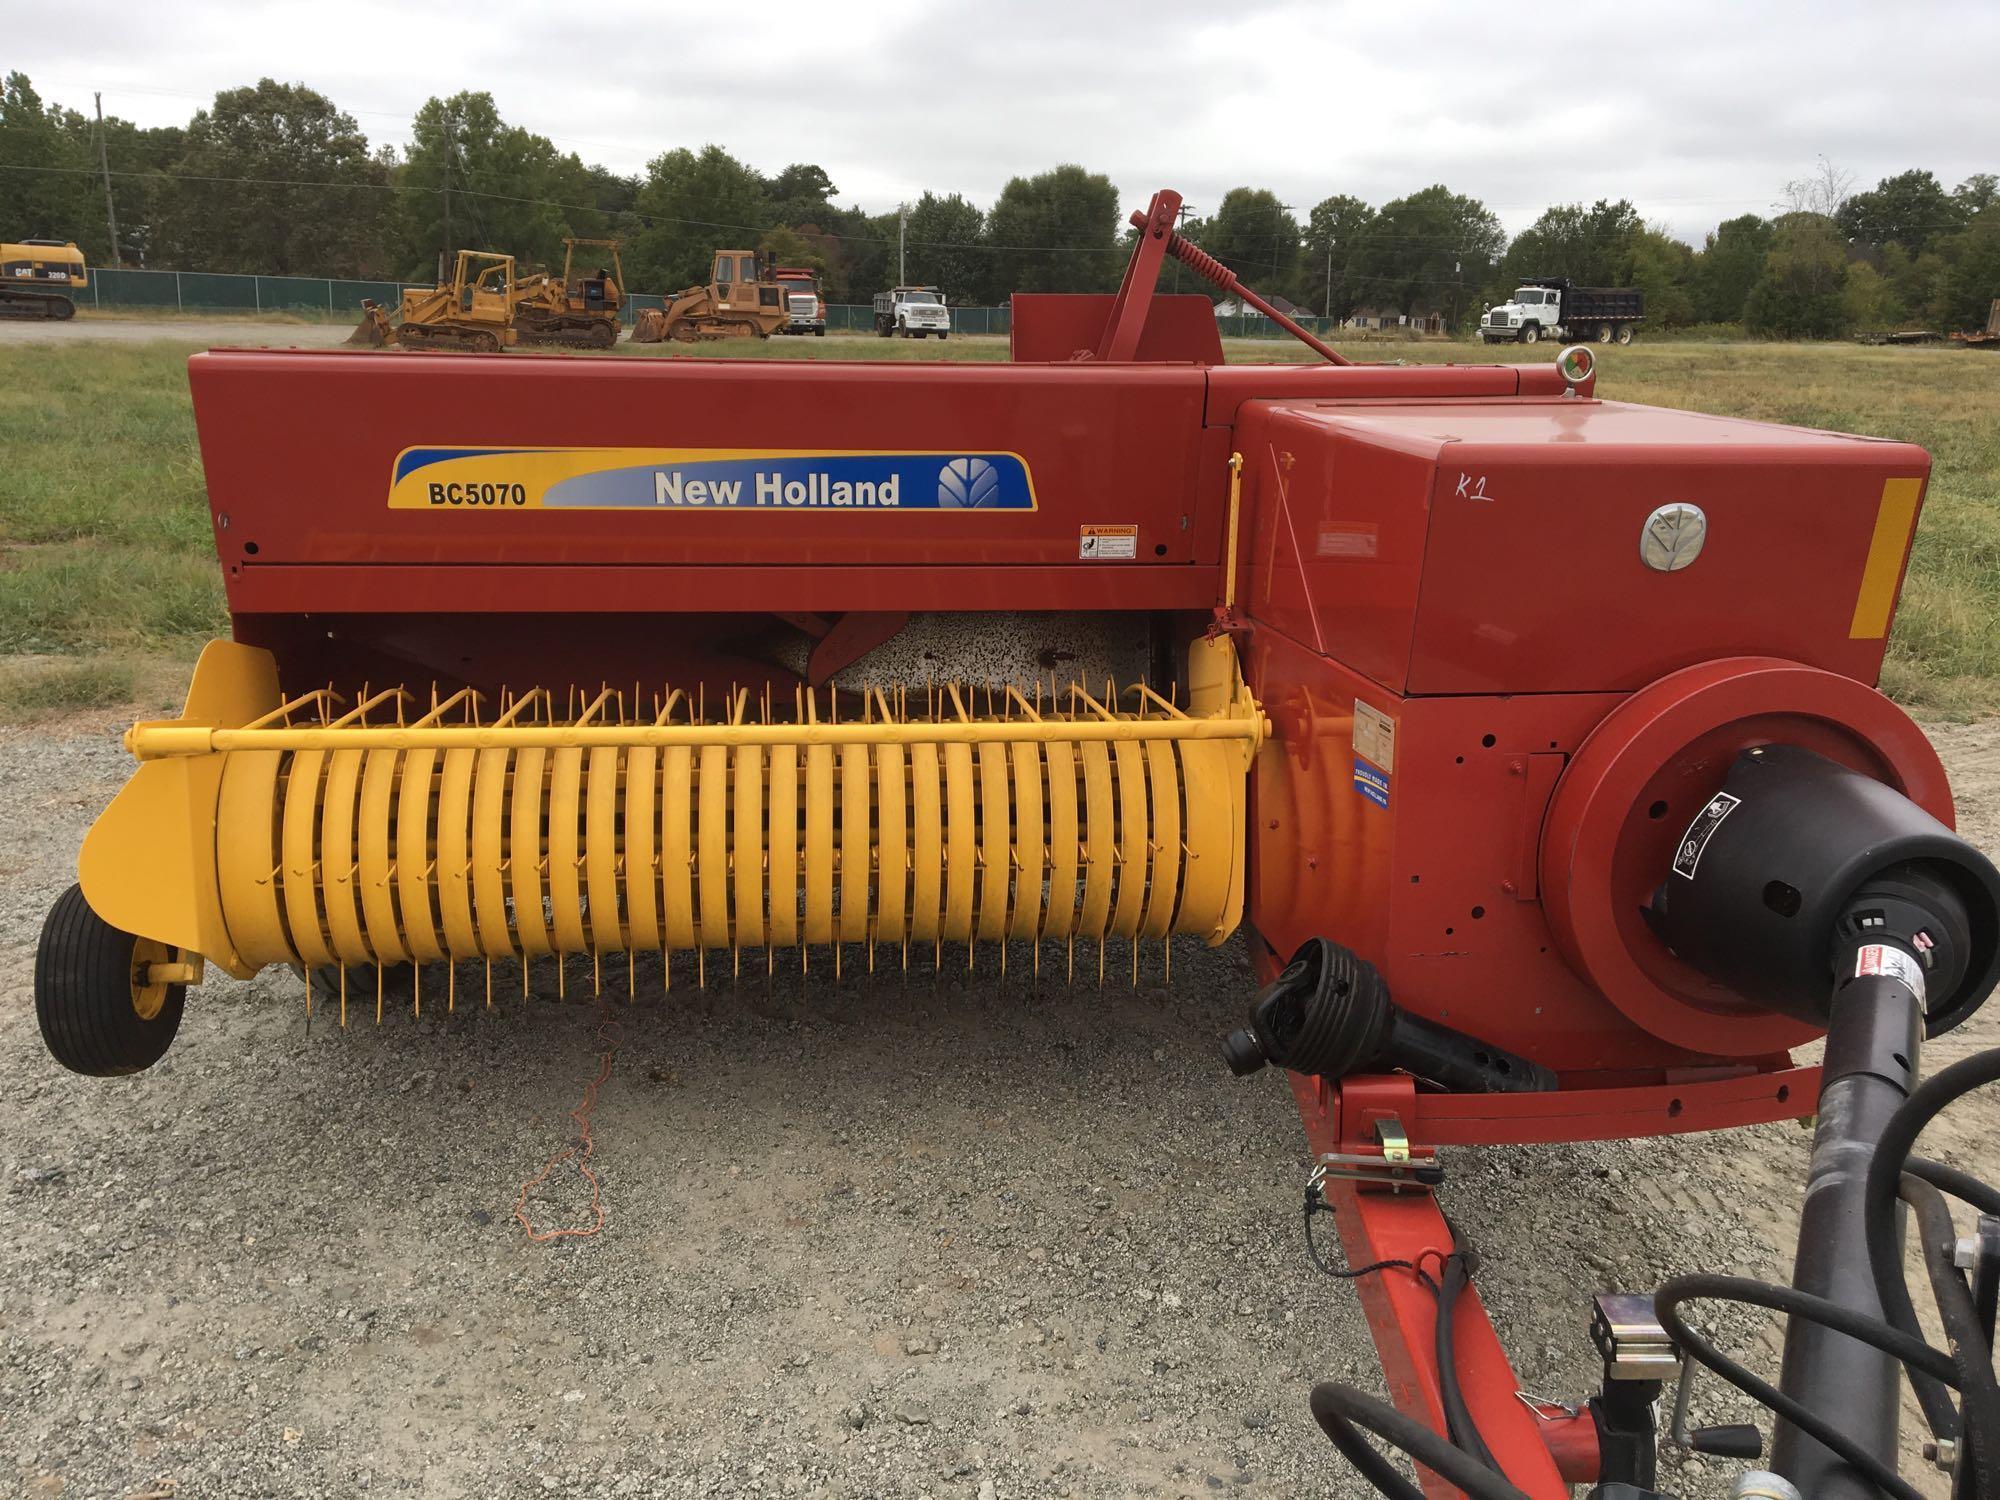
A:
[1432,1251,1501,1476]
[1302,1188,1504,1485]
[1910,1153,2000,1219]
[1656,1272,1960,1500]
[1903,1177,2000,1499]
[1863,1050,2000,1447]
[1308,1383,1532,1500]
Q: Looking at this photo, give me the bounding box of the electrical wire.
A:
[513,997,620,1243]
[0,158,1151,261]
[1303,1180,1504,1484]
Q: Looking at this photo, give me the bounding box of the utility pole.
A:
[94,93,121,267]
[897,203,907,286]
[1324,239,1334,319]
[441,114,454,260]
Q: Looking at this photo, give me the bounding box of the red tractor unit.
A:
[35,190,2000,1500]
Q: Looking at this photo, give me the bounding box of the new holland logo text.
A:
[388,447,1037,513]
[654,468,904,508]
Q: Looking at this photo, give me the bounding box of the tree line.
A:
[3,72,1995,336]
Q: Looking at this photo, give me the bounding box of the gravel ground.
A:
[4,714,1996,1499]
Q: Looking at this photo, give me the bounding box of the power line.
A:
[0,158,1144,259]
[6,154,1985,277]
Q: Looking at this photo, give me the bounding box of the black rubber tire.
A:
[1521,324,1540,344]
[34,884,184,1076]
[1616,324,1635,345]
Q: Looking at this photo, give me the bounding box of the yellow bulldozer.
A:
[512,236,626,349]
[631,248,790,343]
[349,250,519,352]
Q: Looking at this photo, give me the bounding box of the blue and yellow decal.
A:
[389,446,1038,512]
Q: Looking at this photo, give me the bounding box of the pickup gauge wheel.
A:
[35,884,186,1076]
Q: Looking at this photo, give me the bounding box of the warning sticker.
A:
[1080,524,1138,560]
[1671,791,1740,879]
[1856,943,1927,1001]
[1352,700,1396,774]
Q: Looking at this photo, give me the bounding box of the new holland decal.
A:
[389,447,1038,512]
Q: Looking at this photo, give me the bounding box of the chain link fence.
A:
[80,267,1387,341]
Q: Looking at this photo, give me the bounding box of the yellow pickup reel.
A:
[36,635,1264,1074]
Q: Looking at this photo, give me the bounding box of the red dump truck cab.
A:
[771,266,824,335]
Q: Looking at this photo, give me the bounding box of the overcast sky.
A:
[18,0,2000,245]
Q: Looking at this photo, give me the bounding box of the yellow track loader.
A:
[631,249,790,343]
[349,250,519,352]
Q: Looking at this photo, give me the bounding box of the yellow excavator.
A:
[631,248,790,343]
[512,237,626,349]
[2,239,88,320]
[349,250,518,352]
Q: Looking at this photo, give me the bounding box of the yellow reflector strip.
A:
[1849,477,1923,639]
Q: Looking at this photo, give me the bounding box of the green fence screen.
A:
[80,268,1367,340]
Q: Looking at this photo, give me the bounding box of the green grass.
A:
[2,333,1996,716]
[0,343,225,675]
[75,305,364,325]
[0,654,137,717]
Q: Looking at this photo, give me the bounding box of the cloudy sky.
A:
[18,0,2000,244]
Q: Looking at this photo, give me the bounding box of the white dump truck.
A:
[873,285,950,338]
[1480,278,1643,345]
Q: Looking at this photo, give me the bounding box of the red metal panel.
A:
[225,563,1221,617]
[1233,403,1443,692]
[1009,294,1226,365]
[1203,363,1533,426]
[1245,625,1733,1077]
[190,351,1220,605]
[1388,401,1926,693]
[1229,398,1929,695]
[1405,1064,1819,1145]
